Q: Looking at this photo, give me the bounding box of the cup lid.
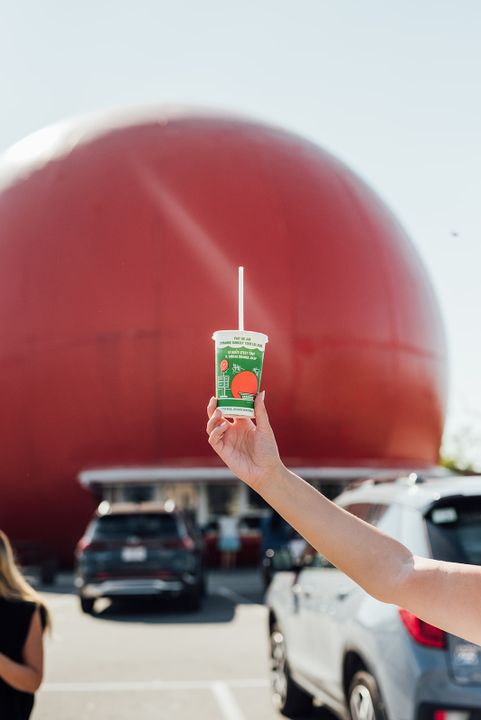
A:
[212,329,268,343]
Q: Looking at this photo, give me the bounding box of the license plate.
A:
[121,546,147,562]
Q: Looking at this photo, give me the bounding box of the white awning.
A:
[78,465,445,488]
[79,466,237,487]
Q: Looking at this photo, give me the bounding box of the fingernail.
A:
[219,421,228,430]
[260,390,265,401]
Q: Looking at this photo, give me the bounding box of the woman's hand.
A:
[206,392,283,490]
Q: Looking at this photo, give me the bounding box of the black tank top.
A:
[0,598,44,720]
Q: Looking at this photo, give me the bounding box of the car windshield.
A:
[91,513,180,540]
[425,496,481,564]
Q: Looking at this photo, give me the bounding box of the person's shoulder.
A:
[0,596,35,608]
[16,600,47,631]
[38,604,48,630]
[16,598,38,614]
[22,600,47,625]
[0,596,37,621]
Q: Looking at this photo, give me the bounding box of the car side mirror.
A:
[264,547,300,573]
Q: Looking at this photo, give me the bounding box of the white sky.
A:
[1,0,480,463]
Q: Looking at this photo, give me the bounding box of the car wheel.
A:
[348,671,387,720]
[270,623,312,717]
[80,597,95,615]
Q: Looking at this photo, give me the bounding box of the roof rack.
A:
[345,472,426,492]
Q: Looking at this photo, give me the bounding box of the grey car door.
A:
[295,503,383,698]
[294,553,347,699]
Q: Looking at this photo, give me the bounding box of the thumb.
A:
[254,391,271,431]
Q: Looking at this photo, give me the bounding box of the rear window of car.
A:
[91,513,180,540]
[425,496,481,564]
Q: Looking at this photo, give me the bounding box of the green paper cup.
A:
[212,330,268,418]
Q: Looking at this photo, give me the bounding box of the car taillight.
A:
[76,537,89,553]
[182,536,195,551]
[399,608,446,649]
[433,711,470,720]
[76,537,107,554]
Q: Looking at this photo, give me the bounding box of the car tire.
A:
[270,623,312,718]
[348,671,387,720]
[80,597,95,615]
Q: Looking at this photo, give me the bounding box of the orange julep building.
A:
[0,109,447,569]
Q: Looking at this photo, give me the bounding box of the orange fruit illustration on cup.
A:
[220,359,229,372]
[230,370,258,399]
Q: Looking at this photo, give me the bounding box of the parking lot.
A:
[34,569,329,720]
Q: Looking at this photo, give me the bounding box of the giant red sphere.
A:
[0,109,447,562]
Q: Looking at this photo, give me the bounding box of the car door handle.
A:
[292,584,313,599]
[302,585,314,598]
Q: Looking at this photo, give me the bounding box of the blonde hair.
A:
[0,530,51,631]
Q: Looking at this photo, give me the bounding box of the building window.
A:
[123,485,155,503]
[207,483,240,516]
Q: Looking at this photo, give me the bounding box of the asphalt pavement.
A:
[33,569,330,720]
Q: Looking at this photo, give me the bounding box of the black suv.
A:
[75,502,206,614]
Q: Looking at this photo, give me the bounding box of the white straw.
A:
[238,266,244,331]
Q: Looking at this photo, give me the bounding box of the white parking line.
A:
[42,678,269,692]
[211,682,245,720]
[41,678,268,718]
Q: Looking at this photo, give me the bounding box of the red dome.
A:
[0,110,447,557]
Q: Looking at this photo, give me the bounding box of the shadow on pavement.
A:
[93,568,266,624]
[34,568,267,625]
[94,592,238,624]
[300,711,336,720]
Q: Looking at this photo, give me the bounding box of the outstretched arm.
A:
[207,394,481,645]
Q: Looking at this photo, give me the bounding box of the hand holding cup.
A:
[206,392,282,490]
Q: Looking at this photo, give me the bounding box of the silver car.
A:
[266,474,481,719]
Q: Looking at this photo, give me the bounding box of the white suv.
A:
[266,474,481,719]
